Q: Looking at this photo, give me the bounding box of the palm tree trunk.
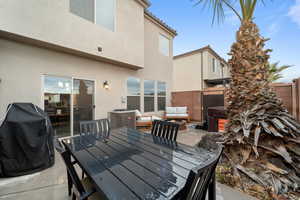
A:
[225,20,300,197]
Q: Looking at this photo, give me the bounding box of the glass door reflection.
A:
[73,79,95,135]
[44,76,72,137]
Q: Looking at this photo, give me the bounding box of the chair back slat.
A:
[151,120,179,141]
[97,119,110,137]
[182,147,223,200]
[151,120,158,135]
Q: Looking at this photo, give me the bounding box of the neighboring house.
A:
[173,45,230,92]
[0,0,177,136]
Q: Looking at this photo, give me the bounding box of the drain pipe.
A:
[201,52,204,90]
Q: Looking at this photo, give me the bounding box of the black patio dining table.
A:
[62,128,217,200]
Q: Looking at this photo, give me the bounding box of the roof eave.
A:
[174,45,227,64]
[135,0,151,8]
[144,10,177,37]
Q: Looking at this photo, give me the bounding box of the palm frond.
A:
[266,62,292,82]
[193,0,241,24]
[194,0,270,23]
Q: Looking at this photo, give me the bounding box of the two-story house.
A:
[0,0,177,136]
[173,45,230,92]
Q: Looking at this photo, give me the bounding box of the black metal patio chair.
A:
[54,138,83,196]
[175,146,223,200]
[151,120,180,141]
[80,119,110,139]
[54,138,106,200]
[80,120,98,137]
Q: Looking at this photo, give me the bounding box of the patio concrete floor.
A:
[0,128,256,200]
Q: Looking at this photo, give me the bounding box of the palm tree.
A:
[195,0,300,198]
[267,62,292,82]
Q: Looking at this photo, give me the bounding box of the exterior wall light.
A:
[103,81,110,90]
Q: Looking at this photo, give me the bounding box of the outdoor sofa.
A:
[164,106,190,122]
[135,110,162,128]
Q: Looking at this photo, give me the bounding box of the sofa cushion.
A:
[137,116,162,122]
[152,116,162,121]
[166,107,177,114]
[137,116,152,122]
[166,113,188,117]
[176,107,187,114]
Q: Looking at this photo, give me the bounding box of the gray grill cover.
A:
[0,103,54,177]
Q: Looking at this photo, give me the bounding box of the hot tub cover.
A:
[0,103,55,177]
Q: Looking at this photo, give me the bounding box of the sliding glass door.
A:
[73,79,95,135]
[44,76,95,137]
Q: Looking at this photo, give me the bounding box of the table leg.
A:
[208,172,216,200]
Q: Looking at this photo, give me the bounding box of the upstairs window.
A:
[70,0,115,31]
[127,77,140,110]
[70,0,94,22]
[95,0,115,31]
[212,58,217,72]
[159,34,170,56]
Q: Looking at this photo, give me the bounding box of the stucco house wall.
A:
[0,0,176,124]
[0,0,145,67]
[173,46,230,91]
[173,53,203,92]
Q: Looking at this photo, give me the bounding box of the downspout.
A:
[221,63,225,87]
[200,52,204,122]
[201,52,204,90]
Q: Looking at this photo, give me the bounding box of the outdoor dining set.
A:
[55,119,223,200]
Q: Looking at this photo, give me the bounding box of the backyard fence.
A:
[171,91,202,121]
[171,78,300,122]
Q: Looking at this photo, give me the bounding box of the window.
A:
[70,0,115,31]
[212,58,217,72]
[159,34,170,56]
[95,0,115,31]
[70,0,95,22]
[144,80,155,112]
[157,81,167,111]
[127,77,140,110]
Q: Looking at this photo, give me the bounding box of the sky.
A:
[148,0,300,82]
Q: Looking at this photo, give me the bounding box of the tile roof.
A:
[174,45,227,64]
[144,10,177,36]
